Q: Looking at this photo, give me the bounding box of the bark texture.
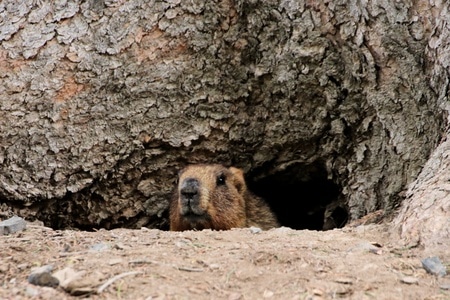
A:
[393,136,450,251]
[0,0,448,233]
[393,2,450,249]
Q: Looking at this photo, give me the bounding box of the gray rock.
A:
[421,256,447,277]
[28,265,59,287]
[0,216,27,235]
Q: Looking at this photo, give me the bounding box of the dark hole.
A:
[248,162,346,230]
[325,206,348,229]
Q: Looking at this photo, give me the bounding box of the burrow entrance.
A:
[4,162,347,232]
[248,162,348,230]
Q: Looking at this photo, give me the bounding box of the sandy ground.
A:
[1,222,449,300]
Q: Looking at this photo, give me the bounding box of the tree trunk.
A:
[0,0,448,240]
[391,0,450,249]
[393,135,450,251]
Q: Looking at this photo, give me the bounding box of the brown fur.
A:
[170,164,279,231]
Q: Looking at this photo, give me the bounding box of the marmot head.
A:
[170,164,248,231]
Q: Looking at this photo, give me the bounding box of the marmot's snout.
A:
[179,178,201,215]
[180,178,199,200]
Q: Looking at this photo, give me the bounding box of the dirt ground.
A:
[1,221,449,300]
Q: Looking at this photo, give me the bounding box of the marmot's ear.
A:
[229,167,247,194]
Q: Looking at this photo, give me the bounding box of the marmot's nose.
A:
[180,178,199,200]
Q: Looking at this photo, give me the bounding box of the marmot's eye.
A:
[216,174,226,186]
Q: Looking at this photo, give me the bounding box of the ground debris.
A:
[1,225,449,299]
[97,271,142,294]
[176,266,204,272]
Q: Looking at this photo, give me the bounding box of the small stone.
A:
[400,276,419,285]
[28,271,59,287]
[228,292,242,300]
[249,227,262,234]
[209,263,220,270]
[0,264,8,273]
[272,226,293,234]
[0,216,27,235]
[312,289,324,296]
[335,277,354,284]
[421,257,447,277]
[25,286,40,297]
[17,263,29,270]
[53,267,87,291]
[90,243,109,252]
[30,265,53,274]
[175,239,193,248]
[165,8,178,19]
[113,242,127,250]
[349,242,382,254]
[263,290,274,298]
[108,258,123,266]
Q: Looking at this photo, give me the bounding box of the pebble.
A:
[249,227,262,234]
[0,264,8,273]
[90,243,110,252]
[17,263,29,270]
[108,258,124,266]
[175,239,193,248]
[312,288,324,296]
[0,216,27,235]
[400,276,419,285]
[421,256,447,277]
[228,292,242,300]
[52,267,86,290]
[30,265,53,274]
[25,286,40,297]
[272,226,293,234]
[113,242,127,250]
[348,242,382,254]
[28,265,59,287]
[334,277,354,284]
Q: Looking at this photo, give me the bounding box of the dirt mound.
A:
[1,223,449,299]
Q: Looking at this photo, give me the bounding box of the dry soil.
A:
[1,222,449,299]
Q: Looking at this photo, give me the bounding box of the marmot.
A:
[170,164,279,231]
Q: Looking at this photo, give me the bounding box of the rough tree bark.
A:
[0,0,448,243]
[393,136,450,251]
[392,4,450,250]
